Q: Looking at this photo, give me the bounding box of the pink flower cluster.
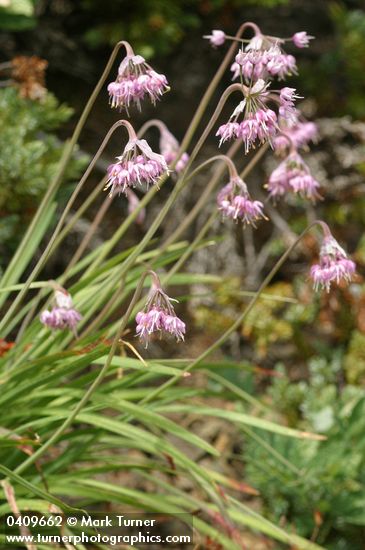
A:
[217,108,278,153]
[135,282,185,347]
[105,138,169,197]
[217,80,302,153]
[267,151,321,201]
[231,44,297,83]
[274,119,318,152]
[279,87,302,123]
[40,290,82,334]
[217,177,266,226]
[310,235,356,292]
[108,54,169,111]
[159,126,189,173]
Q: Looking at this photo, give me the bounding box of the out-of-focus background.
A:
[1,1,365,548]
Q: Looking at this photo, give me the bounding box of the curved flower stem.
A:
[0,120,135,334]
[161,142,242,249]
[6,178,108,339]
[184,83,243,170]
[82,84,242,284]
[276,131,296,154]
[80,34,249,276]
[159,141,268,258]
[136,221,321,407]
[179,22,261,156]
[13,270,151,477]
[0,40,126,295]
[137,119,168,138]
[80,142,268,339]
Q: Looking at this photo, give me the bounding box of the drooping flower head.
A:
[231,33,298,84]
[217,176,266,226]
[274,115,318,153]
[203,30,226,47]
[105,138,170,197]
[310,232,356,292]
[267,150,321,201]
[135,272,186,347]
[159,125,189,173]
[217,80,302,153]
[107,52,169,112]
[40,288,82,335]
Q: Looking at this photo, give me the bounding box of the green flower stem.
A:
[94,85,243,285]
[0,120,132,334]
[0,282,49,293]
[81,25,249,277]
[178,22,260,155]
[13,270,151,477]
[66,192,114,273]
[0,41,125,295]
[136,221,320,407]
[77,140,267,339]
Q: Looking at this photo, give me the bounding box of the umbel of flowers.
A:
[107,43,169,112]
[40,285,81,335]
[37,27,356,347]
[310,223,356,292]
[217,175,266,226]
[135,271,186,347]
[105,134,170,197]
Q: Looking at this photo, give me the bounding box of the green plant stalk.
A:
[178,22,259,154]
[136,221,320,407]
[0,41,125,296]
[81,25,250,277]
[88,84,243,288]
[0,120,131,334]
[89,139,269,337]
[76,153,238,337]
[66,139,267,342]
[13,271,152,476]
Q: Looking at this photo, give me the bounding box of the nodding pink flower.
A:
[310,234,356,292]
[279,87,302,123]
[216,122,241,145]
[292,31,314,48]
[217,176,266,226]
[126,189,145,225]
[159,126,189,173]
[216,80,281,152]
[267,151,321,201]
[105,138,170,197]
[107,54,169,111]
[135,274,185,347]
[232,40,297,83]
[203,30,226,47]
[274,118,318,152]
[40,289,82,334]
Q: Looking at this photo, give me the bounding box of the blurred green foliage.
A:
[0,0,36,30]
[0,87,87,266]
[79,0,288,57]
[302,2,365,117]
[245,358,365,549]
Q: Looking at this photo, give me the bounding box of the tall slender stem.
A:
[0,120,134,334]
[14,271,151,476]
[136,221,320,407]
[0,41,126,296]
